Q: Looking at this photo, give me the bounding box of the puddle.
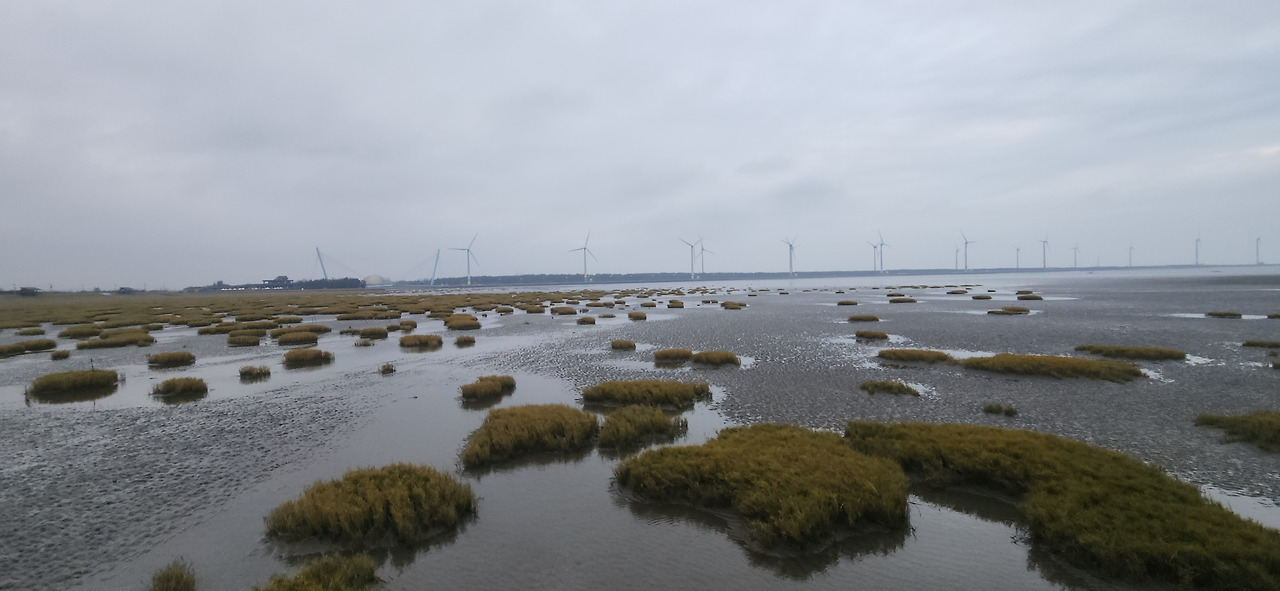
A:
[1201,486,1280,530]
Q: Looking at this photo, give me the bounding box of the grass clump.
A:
[847,315,879,322]
[228,335,261,347]
[1017,294,1044,301]
[961,353,1143,383]
[1074,345,1186,360]
[50,350,70,360]
[240,365,271,379]
[148,351,196,368]
[888,297,916,303]
[455,335,475,347]
[149,559,195,591]
[837,300,858,306]
[379,362,395,375]
[357,327,388,340]
[1206,311,1243,319]
[691,350,740,366]
[615,424,908,547]
[0,338,57,357]
[228,328,267,338]
[460,375,516,400]
[878,349,953,363]
[58,324,103,339]
[28,369,119,395]
[1243,341,1280,349]
[444,314,481,330]
[982,402,1018,416]
[720,301,746,310]
[277,332,319,346]
[283,348,334,368]
[598,406,688,449]
[576,316,596,325]
[581,380,710,408]
[610,339,636,350]
[400,334,442,349]
[628,311,647,321]
[152,377,208,397]
[667,300,684,308]
[653,348,693,363]
[16,327,45,336]
[354,338,374,347]
[270,325,332,339]
[855,330,889,340]
[1196,411,1280,452]
[265,463,475,544]
[860,380,919,396]
[461,404,598,468]
[845,421,1280,589]
[550,306,577,315]
[988,306,1031,315]
[640,302,657,308]
[972,294,993,300]
[252,553,377,591]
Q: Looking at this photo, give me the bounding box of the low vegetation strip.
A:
[0,338,57,357]
[844,421,1280,589]
[610,339,636,350]
[283,348,334,368]
[460,375,516,400]
[28,369,118,394]
[461,404,598,468]
[848,315,879,322]
[860,380,918,396]
[1206,311,1243,319]
[598,406,688,449]
[581,380,711,407]
[961,353,1142,383]
[252,554,378,591]
[691,350,740,366]
[1074,345,1186,360]
[1243,341,1280,349]
[855,330,888,340]
[265,463,475,544]
[399,334,442,348]
[147,351,196,368]
[277,331,320,346]
[653,348,693,362]
[615,424,909,547]
[1196,410,1280,452]
[152,377,208,396]
[878,349,953,363]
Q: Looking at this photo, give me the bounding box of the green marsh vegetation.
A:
[598,406,688,449]
[1243,340,1280,349]
[228,328,268,338]
[357,327,389,340]
[889,297,917,304]
[228,335,261,347]
[845,421,1280,589]
[1196,411,1280,452]
[240,365,271,380]
[27,369,118,397]
[860,380,919,396]
[265,464,475,545]
[274,316,303,324]
[877,349,953,363]
[653,349,693,364]
[444,314,481,330]
[1074,345,1186,360]
[461,404,598,468]
[16,327,45,336]
[252,553,377,591]
[74,329,155,349]
[455,335,475,347]
[628,311,647,321]
[148,351,195,368]
[58,324,103,339]
[1206,311,1243,319]
[581,380,710,408]
[720,301,745,309]
[379,362,395,375]
[460,375,516,400]
[972,294,992,300]
[667,300,684,308]
[399,319,417,331]
[495,306,514,314]
[148,559,195,591]
[0,338,57,357]
[277,332,320,346]
[576,316,596,325]
[982,403,1018,416]
[283,348,334,368]
[338,328,361,336]
[550,306,577,315]
[152,377,208,401]
[270,325,332,339]
[962,353,1142,382]
[611,339,636,350]
[847,314,879,322]
[691,350,740,366]
[837,300,858,306]
[987,306,1031,315]
[640,302,657,308]
[1017,294,1044,301]
[615,424,908,547]
[855,330,889,340]
[399,334,442,349]
[50,350,70,360]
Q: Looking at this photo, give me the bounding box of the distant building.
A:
[262,275,294,288]
[363,274,392,287]
[17,287,41,297]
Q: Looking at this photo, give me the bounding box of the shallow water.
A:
[3,267,1280,590]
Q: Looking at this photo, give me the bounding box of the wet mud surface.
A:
[1,268,1278,590]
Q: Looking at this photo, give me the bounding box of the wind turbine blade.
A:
[585,230,591,246]
[588,250,598,262]
[469,252,479,266]
[449,248,467,252]
[468,233,478,249]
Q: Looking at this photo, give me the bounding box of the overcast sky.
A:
[2,1,1278,289]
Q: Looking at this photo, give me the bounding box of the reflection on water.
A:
[26,384,118,405]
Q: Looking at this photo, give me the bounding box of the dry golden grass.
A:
[878,349,953,363]
[380,362,396,375]
[50,350,70,360]
[277,332,320,346]
[690,350,740,366]
[354,338,374,347]
[855,330,889,340]
[988,306,1031,315]
[1074,345,1186,360]
[16,327,45,336]
[148,351,195,368]
[461,405,598,468]
[0,338,57,357]
[283,348,334,368]
[610,339,636,350]
[720,301,745,310]
[152,377,208,397]
[628,311,647,321]
[1196,411,1280,452]
[28,369,118,395]
[653,348,693,362]
[581,380,710,407]
[598,406,687,449]
[667,300,684,308]
[1017,294,1044,301]
[358,327,389,340]
[148,560,195,591]
[577,316,596,325]
[860,380,919,396]
[239,365,271,379]
[847,315,879,322]
[270,325,332,339]
[228,335,260,347]
[58,324,103,339]
[961,353,1142,383]
[444,314,481,330]
[400,334,443,349]
[972,294,993,300]
[460,375,516,400]
[455,335,475,347]
[252,554,377,591]
[837,300,858,306]
[550,306,577,315]
[265,463,475,544]
[889,297,917,304]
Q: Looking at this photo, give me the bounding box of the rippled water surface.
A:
[2,267,1279,590]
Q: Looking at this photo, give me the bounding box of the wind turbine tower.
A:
[1040,238,1049,270]
[867,242,879,271]
[1195,236,1201,265]
[961,232,975,271]
[1016,246,1021,269]
[451,234,479,286]
[569,232,597,283]
[1072,244,1080,269]
[679,238,700,280]
[1258,237,1263,265]
[954,246,959,270]
[429,250,441,286]
[699,240,713,276]
[877,233,889,272]
[782,238,796,277]
[315,247,328,281]
[1129,244,1133,267]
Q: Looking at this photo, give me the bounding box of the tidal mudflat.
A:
[1,268,1279,590]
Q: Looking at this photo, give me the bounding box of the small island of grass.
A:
[461,404,598,468]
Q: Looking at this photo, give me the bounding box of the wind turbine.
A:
[1128,244,1133,267]
[867,242,879,271]
[1072,244,1080,269]
[954,246,959,270]
[569,232,597,283]
[961,232,975,271]
[1040,237,1049,269]
[782,238,796,277]
[1258,237,1263,265]
[1015,246,1021,269]
[679,238,700,280]
[1195,236,1201,265]
[450,234,479,286]
[429,249,441,286]
[877,232,889,272]
[699,240,713,276]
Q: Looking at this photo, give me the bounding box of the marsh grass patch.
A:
[1196,411,1280,452]
[228,335,261,347]
[28,369,119,398]
[239,365,271,380]
[283,348,334,368]
[982,403,1018,416]
[889,298,916,304]
[1206,311,1243,319]
[461,404,598,469]
[653,349,693,365]
[837,300,858,306]
[628,312,647,321]
[720,302,746,310]
[265,464,475,545]
[277,332,320,346]
[148,351,195,368]
[576,316,596,325]
[615,424,908,547]
[251,553,377,591]
[962,353,1141,382]
[152,377,208,401]
[988,306,1031,316]
[550,306,578,315]
[149,560,195,591]
[50,350,70,360]
[1017,294,1044,301]
[691,350,740,366]
[877,349,953,363]
[971,294,993,300]
[598,405,688,449]
[855,330,889,340]
[455,335,475,347]
[460,375,516,400]
[845,421,1280,588]
[860,380,919,396]
[847,315,879,322]
[581,380,710,408]
[16,327,45,336]
[610,339,636,351]
[0,338,57,357]
[1243,341,1280,349]
[400,334,443,349]
[1074,345,1186,360]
